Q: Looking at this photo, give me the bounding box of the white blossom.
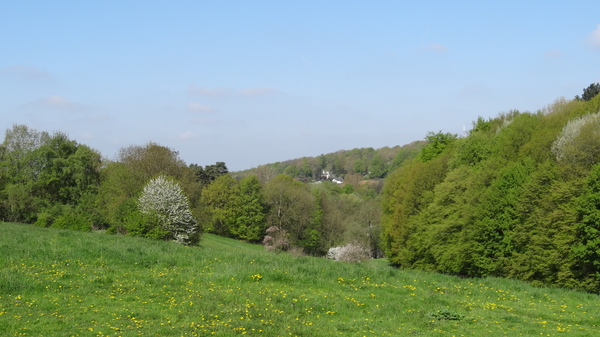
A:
[552,112,600,164]
[326,243,371,262]
[138,175,198,245]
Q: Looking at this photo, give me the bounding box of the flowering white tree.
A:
[552,112,600,166]
[326,243,371,262]
[138,175,198,245]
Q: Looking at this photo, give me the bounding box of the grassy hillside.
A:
[1,223,600,336]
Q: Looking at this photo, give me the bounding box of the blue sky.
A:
[1,1,599,171]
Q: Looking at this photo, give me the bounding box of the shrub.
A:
[427,309,465,321]
[123,210,170,240]
[287,246,305,257]
[326,243,371,262]
[137,175,199,245]
[36,204,92,231]
[262,226,289,253]
[51,212,93,232]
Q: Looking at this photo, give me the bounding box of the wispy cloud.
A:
[545,49,562,58]
[300,54,313,66]
[32,95,85,111]
[188,85,233,97]
[1,64,53,79]
[189,102,216,113]
[421,43,449,53]
[587,24,600,49]
[178,131,197,140]
[239,87,278,96]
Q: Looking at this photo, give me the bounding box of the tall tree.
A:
[263,174,314,245]
[234,175,267,241]
[200,174,239,236]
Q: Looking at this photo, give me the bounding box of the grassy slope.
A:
[1,223,600,336]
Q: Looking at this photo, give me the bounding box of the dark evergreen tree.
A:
[576,82,600,101]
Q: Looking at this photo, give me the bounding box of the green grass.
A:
[1,222,600,336]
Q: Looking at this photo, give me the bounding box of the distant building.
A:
[332,177,344,184]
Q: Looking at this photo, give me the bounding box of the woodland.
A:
[382,84,600,292]
[2,83,600,292]
[0,124,421,258]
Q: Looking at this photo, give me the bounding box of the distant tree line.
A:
[233,141,425,182]
[0,125,385,255]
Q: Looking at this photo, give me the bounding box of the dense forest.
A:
[2,83,600,292]
[382,84,600,292]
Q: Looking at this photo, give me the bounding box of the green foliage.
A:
[96,142,201,233]
[450,123,493,167]
[51,210,93,232]
[368,152,385,178]
[427,309,465,321]
[573,164,600,288]
[471,158,535,276]
[388,141,424,173]
[200,174,240,236]
[381,152,451,267]
[552,112,600,167]
[264,175,315,246]
[418,131,457,162]
[0,125,101,225]
[234,175,267,241]
[235,143,421,182]
[340,184,355,194]
[576,82,600,101]
[123,210,170,240]
[382,95,600,292]
[353,158,367,174]
[190,162,229,185]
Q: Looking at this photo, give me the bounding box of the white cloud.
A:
[422,43,449,53]
[189,102,216,113]
[1,64,53,79]
[545,49,562,58]
[33,95,85,111]
[178,132,196,140]
[239,87,277,96]
[587,24,600,49]
[188,85,233,96]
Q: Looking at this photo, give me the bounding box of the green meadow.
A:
[1,222,600,336]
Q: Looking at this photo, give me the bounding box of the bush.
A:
[123,210,170,240]
[35,204,92,231]
[137,176,199,245]
[262,226,289,253]
[326,243,371,262]
[51,212,93,232]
